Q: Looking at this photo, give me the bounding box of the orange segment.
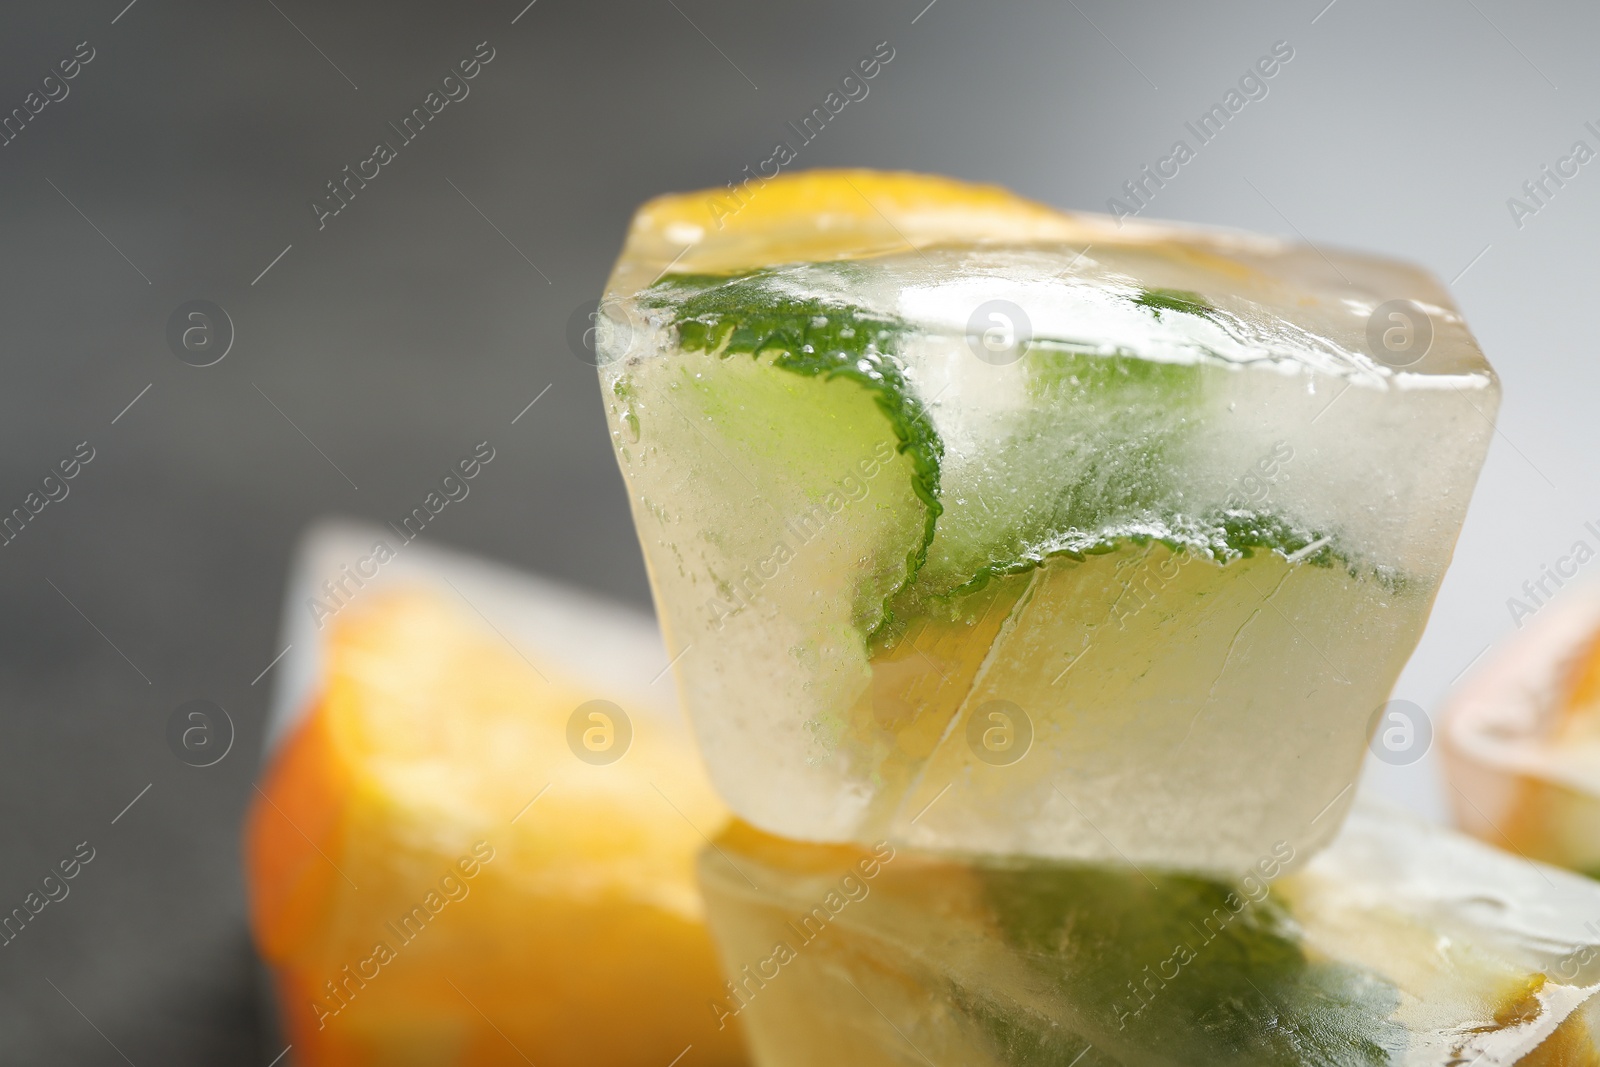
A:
[244,590,745,1066]
[608,168,1123,287]
[1560,630,1600,740]
[1498,975,1600,1067]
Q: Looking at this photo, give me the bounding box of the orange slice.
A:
[245,590,745,1066]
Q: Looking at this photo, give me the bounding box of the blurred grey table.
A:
[2,0,1597,1061]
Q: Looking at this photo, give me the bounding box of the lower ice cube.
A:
[698,803,1600,1066]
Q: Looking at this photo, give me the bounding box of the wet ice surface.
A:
[698,805,1600,1067]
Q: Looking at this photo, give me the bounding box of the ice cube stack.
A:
[592,170,1600,1064]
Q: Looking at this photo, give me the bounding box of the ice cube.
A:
[598,170,1497,870]
[1445,581,1600,877]
[244,530,745,1067]
[697,804,1600,1067]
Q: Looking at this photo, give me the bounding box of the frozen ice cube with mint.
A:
[595,170,1497,872]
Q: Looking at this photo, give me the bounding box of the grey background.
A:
[0,0,1593,1061]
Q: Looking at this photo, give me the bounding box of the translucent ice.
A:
[698,804,1600,1066]
[598,170,1498,870]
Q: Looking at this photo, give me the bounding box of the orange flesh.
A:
[244,591,746,1066]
